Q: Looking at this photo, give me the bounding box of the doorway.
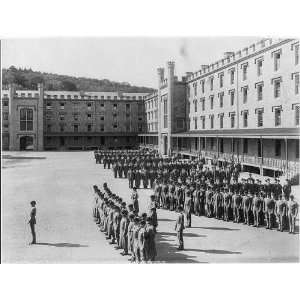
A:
[20,136,34,151]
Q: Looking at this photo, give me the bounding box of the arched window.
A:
[20,108,33,131]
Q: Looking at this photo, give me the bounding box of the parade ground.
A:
[2,151,299,263]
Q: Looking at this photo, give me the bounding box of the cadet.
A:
[127,214,135,260]
[205,185,214,217]
[242,191,252,225]
[132,217,141,263]
[112,206,121,247]
[252,192,263,227]
[119,210,129,255]
[213,188,224,220]
[276,195,287,232]
[131,187,139,215]
[149,207,158,233]
[233,190,242,223]
[175,206,185,250]
[28,200,37,245]
[112,162,118,178]
[135,169,141,189]
[184,190,192,227]
[264,193,276,229]
[223,187,231,222]
[287,195,298,234]
[283,179,291,200]
[138,220,147,263]
[193,183,201,216]
[145,217,157,262]
[169,181,176,211]
[127,168,134,188]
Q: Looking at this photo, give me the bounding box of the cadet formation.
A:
[92,182,157,263]
[93,149,298,254]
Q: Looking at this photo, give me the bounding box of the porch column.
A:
[217,136,219,158]
[285,138,288,178]
[260,136,263,176]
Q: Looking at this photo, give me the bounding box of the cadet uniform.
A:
[175,208,185,250]
[288,196,298,234]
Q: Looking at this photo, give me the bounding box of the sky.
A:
[1,37,261,89]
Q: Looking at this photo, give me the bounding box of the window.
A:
[60,103,65,110]
[230,69,235,84]
[114,96,118,100]
[113,103,117,110]
[46,102,52,110]
[126,103,130,111]
[100,103,104,109]
[3,112,8,120]
[87,103,92,110]
[219,92,224,108]
[201,80,205,93]
[101,96,104,100]
[73,114,79,121]
[210,95,214,109]
[257,110,263,127]
[3,100,8,107]
[295,73,299,94]
[100,116,104,121]
[138,124,143,132]
[113,123,118,129]
[295,106,300,126]
[274,80,281,98]
[73,125,79,132]
[20,108,33,131]
[194,100,197,112]
[230,90,235,106]
[242,87,248,103]
[243,111,248,128]
[210,115,214,129]
[100,124,104,132]
[60,95,64,99]
[295,44,299,65]
[243,139,248,154]
[201,98,205,111]
[257,84,263,101]
[59,114,65,121]
[274,51,281,71]
[242,64,248,80]
[163,97,168,128]
[201,117,205,129]
[275,140,281,157]
[60,124,65,132]
[47,124,51,132]
[193,82,197,96]
[230,114,235,128]
[219,73,224,88]
[210,77,214,91]
[87,113,92,120]
[257,59,263,76]
[274,108,281,126]
[107,96,111,100]
[87,124,92,132]
[194,117,198,130]
[219,114,224,129]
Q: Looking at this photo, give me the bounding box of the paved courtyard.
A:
[2,151,299,263]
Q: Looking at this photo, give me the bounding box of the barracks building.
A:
[1,38,299,179]
[1,86,148,151]
[139,38,300,180]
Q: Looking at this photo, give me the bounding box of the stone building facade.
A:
[139,38,300,179]
[1,85,148,151]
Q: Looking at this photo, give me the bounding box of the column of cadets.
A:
[94,149,298,235]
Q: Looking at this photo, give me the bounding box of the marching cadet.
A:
[132,217,141,263]
[127,168,134,189]
[112,206,121,247]
[123,161,128,179]
[103,156,107,169]
[176,182,184,211]
[252,192,263,227]
[107,202,115,242]
[264,192,276,230]
[119,210,129,255]
[28,200,37,245]
[138,220,147,263]
[135,169,141,189]
[168,180,176,211]
[149,207,158,233]
[175,206,185,251]
[145,217,157,262]
[223,187,231,222]
[283,179,291,200]
[242,191,252,225]
[141,167,148,189]
[205,185,212,217]
[112,162,118,178]
[131,187,139,215]
[287,195,298,234]
[184,190,192,227]
[213,188,224,220]
[149,167,155,189]
[193,183,201,216]
[118,163,123,178]
[233,190,242,223]
[276,194,287,232]
[127,214,135,260]
[199,184,206,216]
[154,179,162,208]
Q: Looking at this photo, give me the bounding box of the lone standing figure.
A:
[29,201,37,245]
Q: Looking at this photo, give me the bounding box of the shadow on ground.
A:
[155,232,207,263]
[2,155,46,160]
[192,226,240,231]
[35,242,88,248]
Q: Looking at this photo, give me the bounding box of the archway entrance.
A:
[20,136,34,151]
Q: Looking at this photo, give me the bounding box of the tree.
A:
[61,80,77,91]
